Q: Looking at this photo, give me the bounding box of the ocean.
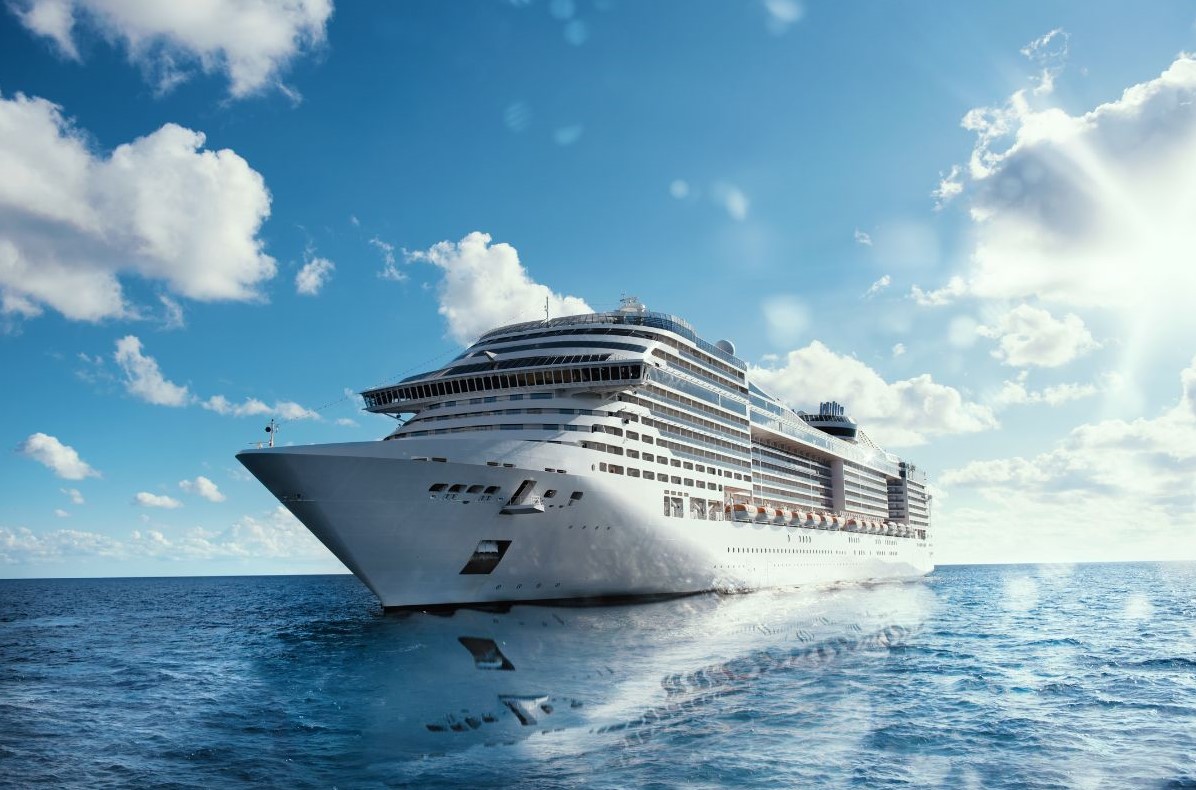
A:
[1,563,1194,788]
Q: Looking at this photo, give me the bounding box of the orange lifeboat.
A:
[772,508,787,525]
[845,517,859,531]
[805,512,817,527]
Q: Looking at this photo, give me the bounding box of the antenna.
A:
[545,296,550,321]
[265,418,277,448]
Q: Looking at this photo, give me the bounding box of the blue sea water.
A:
[1,563,1194,789]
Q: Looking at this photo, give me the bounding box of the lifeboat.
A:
[830,515,842,530]
[787,510,803,527]
[772,508,787,526]
[805,512,817,528]
[845,517,859,531]
[728,503,757,523]
[754,506,771,524]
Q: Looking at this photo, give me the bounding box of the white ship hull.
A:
[239,436,933,608]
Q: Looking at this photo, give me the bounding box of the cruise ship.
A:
[238,298,933,608]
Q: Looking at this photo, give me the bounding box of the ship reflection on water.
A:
[270,580,937,763]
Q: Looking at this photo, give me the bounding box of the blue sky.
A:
[3,0,1195,577]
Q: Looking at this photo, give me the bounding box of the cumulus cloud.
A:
[0,93,275,322]
[114,335,191,406]
[0,525,123,563]
[179,475,225,503]
[54,508,69,518]
[0,506,332,565]
[853,228,872,246]
[918,53,1196,313]
[133,491,182,509]
[61,487,85,505]
[910,276,967,307]
[891,343,906,358]
[750,341,998,446]
[17,433,99,479]
[991,370,1101,409]
[9,0,333,98]
[943,355,1196,523]
[202,395,320,421]
[977,305,1099,368]
[408,231,591,345]
[295,255,334,295]
[102,335,317,420]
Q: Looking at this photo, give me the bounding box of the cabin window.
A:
[467,485,484,494]
[428,483,447,492]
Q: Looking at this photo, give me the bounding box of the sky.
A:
[2,0,1195,578]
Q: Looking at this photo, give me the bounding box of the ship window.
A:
[531,392,551,399]
[626,450,639,460]
[671,459,681,467]
[600,462,608,472]
[467,485,484,494]
[663,495,671,516]
[543,489,557,498]
[428,483,447,492]
[697,481,706,489]
[671,475,681,484]
[643,436,653,445]
[683,462,694,470]
[643,471,655,480]
[684,478,693,487]
[449,484,464,493]
[510,394,522,400]
[570,491,583,500]
[628,468,640,478]
[621,365,630,379]
[642,453,654,462]
[608,465,623,475]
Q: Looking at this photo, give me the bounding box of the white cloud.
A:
[892,343,906,358]
[295,255,334,295]
[991,371,1100,409]
[910,276,967,307]
[1020,28,1070,96]
[863,275,891,299]
[762,0,803,35]
[201,395,320,421]
[10,0,333,98]
[0,506,332,565]
[133,491,182,509]
[408,231,591,345]
[939,356,1196,562]
[0,525,123,563]
[0,92,275,322]
[921,54,1196,314]
[761,294,809,348]
[977,304,1099,368]
[179,475,225,503]
[61,487,84,505]
[370,236,405,282]
[931,164,963,208]
[17,433,100,479]
[750,341,998,447]
[158,294,185,330]
[711,182,749,221]
[54,508,69,518]
[114,335,191,406]
[669,179,690,199]
[853,228,872,246]
[334,417,357,427]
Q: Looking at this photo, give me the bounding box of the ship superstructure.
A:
[238,298,932,607]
